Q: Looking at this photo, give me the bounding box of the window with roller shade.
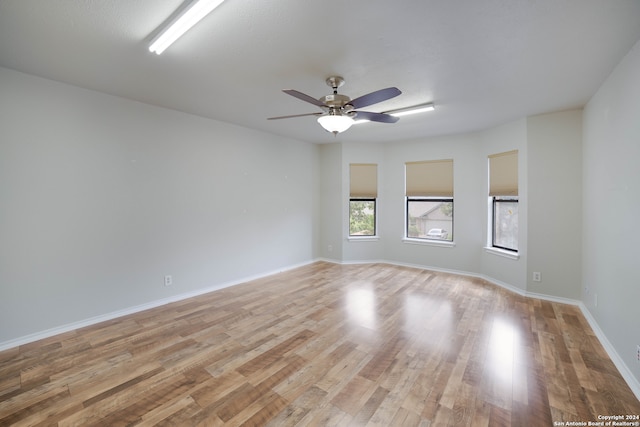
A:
[488,150,518,251]
[405,159,453,241]
[349,163,377,236]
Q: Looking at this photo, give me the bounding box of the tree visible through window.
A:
[349,199,376,236]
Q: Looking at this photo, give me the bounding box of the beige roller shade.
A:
[350,163,378,198]
[405,159,453,197]
[489,150,518,196]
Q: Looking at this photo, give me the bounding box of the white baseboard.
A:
[577,302,640,401]
[0,259,315,353]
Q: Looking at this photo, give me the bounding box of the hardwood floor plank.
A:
[357,334,406,382]
[350,385,389,426]
[214,383,270,422]
[451,382,479,426]
[264,385,326,427]
[401,371,432,416]
[236,392,289,427]
[0,384,70,426]
[302,402,352,427]
[0,382,70,419]
[331,375,377,416]
[388,406,424,427]
[488,403,511,427]
[0,374,21,400]
[140,395,205,426]
[236,330,316,377]
[312,343,370,391]
[0,262,638,426]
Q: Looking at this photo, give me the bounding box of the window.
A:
[349,164,377,237]
[407,198,453,241]
[493,197,518,250]
[349,199,376,236]
[405,159,454,241]
[488,150,518,252]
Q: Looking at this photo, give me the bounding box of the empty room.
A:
[1,0,640,425]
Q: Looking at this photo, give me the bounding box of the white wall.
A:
[582,39,640,384]
[318,143,343,261]
[0,67,319,344]
[527,110,582,299]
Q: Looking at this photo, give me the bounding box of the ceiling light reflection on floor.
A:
[346,287,377,330]
[404,294,453,349]
[487,317,519,386]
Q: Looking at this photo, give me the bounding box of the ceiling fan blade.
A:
[348,87,401,110]
[283,89,326,107]
[355,111,400,123]
[267,112,322,120]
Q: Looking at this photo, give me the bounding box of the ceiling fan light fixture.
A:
[149,0,225,55]
[317,114,354,134]
[387,102,435,117]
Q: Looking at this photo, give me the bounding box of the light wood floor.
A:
[1,262,638,426]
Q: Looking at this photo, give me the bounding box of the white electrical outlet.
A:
[533,272,541,282]
[637,345,640,362]
[164,275,173,286]
[328,245,333,252]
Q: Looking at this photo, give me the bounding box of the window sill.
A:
[484,247,519,260]
[402,238,455,248]
[348,236,380,242]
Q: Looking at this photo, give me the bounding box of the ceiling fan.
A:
[267,76,402,134]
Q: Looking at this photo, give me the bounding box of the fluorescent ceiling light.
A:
[317,114,355,134]
[387,102,435,117]
[352,102,435,125]
[149,0,225,55]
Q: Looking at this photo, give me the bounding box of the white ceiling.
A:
[1,0,639,144]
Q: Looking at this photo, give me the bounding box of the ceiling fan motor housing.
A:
[321,95,355,117]
[320,93,351,108]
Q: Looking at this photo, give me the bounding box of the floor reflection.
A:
[487,317,519,385]
[404,293,452,349]
[346,285,377,330]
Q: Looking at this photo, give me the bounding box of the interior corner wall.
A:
[318,143,343,261]
[0,66,319,344]
[582,39,640,383]
[526,110,582,299]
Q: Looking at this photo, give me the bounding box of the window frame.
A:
[405,196,454,242]
[491,196,518,252]
[349,197,377,237]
